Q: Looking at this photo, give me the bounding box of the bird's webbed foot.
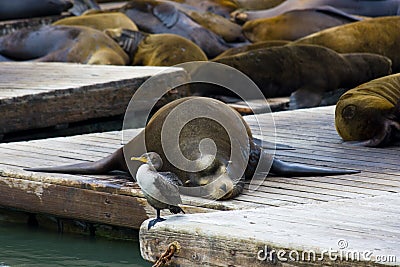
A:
[148,217,166,230]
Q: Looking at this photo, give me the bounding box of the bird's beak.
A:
[130,156,148,163]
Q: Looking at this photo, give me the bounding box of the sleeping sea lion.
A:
[105,29,208,66]
[119,0,232,58]
[243,7,362,43]
[294,16,400,72]
[0,0,73,21]
[335,74,400,147]
[0,25,129,65]
[53,12,138,32]
[213,40,290,60]
[25,97,359,200]
[232,0,400,23]
[213,45,392,109]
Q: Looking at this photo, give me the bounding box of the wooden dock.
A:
[139,107,400,266]
[0,62,188,138]
[0,105,398,265]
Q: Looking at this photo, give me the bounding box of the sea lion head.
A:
[335,91,395,142]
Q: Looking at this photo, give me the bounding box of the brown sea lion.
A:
[119,0,232,58]
[243,7,362,43]
[214,40,289,60]
[294,16,400,72]
[232,0,400,23]
[0,25,129,65]
[53,12,138,32]
[25,97,359,200]
[213,45,392,109]
[0,0,72,21]
[335,74,400,147]
[106,29,208,66]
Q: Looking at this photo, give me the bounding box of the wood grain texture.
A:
[0,62,189,134]
[140,193,400,266]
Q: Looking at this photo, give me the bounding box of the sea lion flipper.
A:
[106,29,147,57]
[69,0,100,16]
[270,158,360,176]
[315,5,363,21]
[153,3,179,28]
[24,147,128,174]
[289,87,324,110]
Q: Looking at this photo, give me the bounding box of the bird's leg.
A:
[148,209,166,230]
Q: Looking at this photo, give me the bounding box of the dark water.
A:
[0,222,151,267]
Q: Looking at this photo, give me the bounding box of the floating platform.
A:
[0,105,398,265]
[140,107,400,266]
[0,62,188,139]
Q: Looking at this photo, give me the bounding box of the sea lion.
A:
[53,12,138,32]
[106,29,207,66]
[119,0,232,58]
[26,97,359,200]
[294,16,400,72]
[0,25,129,65]
[0,0,73,21]
[214,40,289,60]
[243,7,362,43]
[168,0,238,18]
[176,8,245,42]
[335,74,400,147]
[131,152,185,229]
[232,0,400,22]
[213,45,392,108]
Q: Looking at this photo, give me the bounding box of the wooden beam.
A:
[140,193,400,266]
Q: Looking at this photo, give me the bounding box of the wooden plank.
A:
[0,175,147,229]
[0,62,189,134]
[140,194,400,266]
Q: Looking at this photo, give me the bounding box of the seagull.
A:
[131,152,185,230]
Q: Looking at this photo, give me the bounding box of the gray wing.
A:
[138,170,182,206]
[159,171,183,186]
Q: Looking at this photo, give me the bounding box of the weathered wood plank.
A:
[0,62,189,134]
[0,175,147,229]
[140,194,400,266]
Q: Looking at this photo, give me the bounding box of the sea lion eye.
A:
[342,105,357,119]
